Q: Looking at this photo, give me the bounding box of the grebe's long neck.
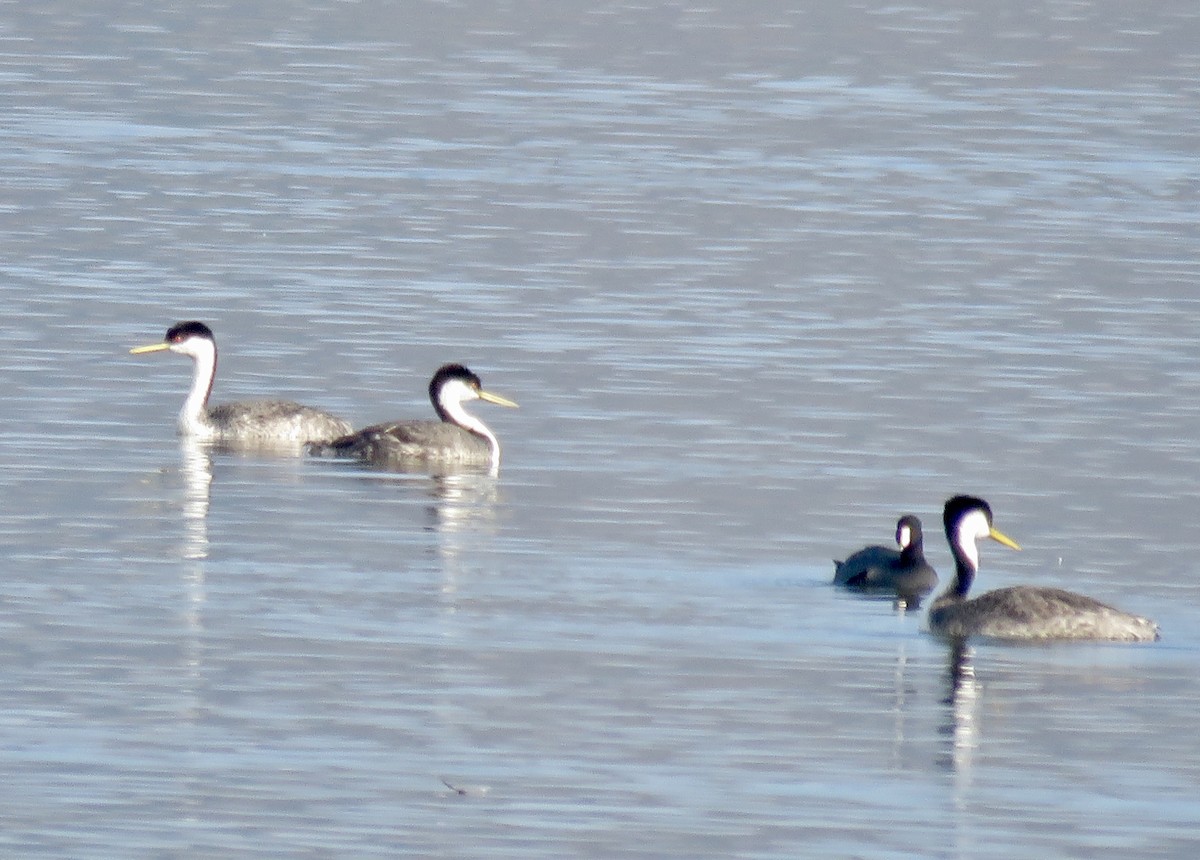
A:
[441,397,501,469]
[947,524,979,599]
[432,375,502,469]
[178,339,217,436]
[937,498,1020,605]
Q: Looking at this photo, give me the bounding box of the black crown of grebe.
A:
[834,514,938,605]
[310,363,518,473]
[131,320,351,445]
[927,495,1159,642]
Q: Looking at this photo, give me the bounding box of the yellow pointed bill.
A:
[130,341,170,355]
[989,526,1021,551]
[479,390,518,409]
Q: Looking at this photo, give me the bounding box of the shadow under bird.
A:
[833,514,938,605]
[130,320,352,445]
[310,363,517,472]
[928,495,1159,643]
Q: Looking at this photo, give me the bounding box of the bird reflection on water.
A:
[940,639,981,777]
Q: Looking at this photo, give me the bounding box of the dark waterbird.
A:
[834,514,938,606]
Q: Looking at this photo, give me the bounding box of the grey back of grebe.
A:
[130,320,352,445]
[833,514,938,603]
[312,363,517,470]
[927,495,1159,643]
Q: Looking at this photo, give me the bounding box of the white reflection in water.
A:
[941,641,983,860]
[178,438,212,561]
[176,440,212,725]
[424,471,501,598]
[942,641,981,780]
[888,636,910,766]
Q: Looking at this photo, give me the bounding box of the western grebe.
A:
[833,514,938,604]
[928,495,1159,642]
[130,320,352,445]
[310,363,517,470]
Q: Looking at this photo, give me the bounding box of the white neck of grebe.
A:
[174,336,218,437]
[438,378,501,469]
[948,508,990,598]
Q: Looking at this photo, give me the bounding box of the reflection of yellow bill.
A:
[479,390,518,409]
[989,527,1021,551]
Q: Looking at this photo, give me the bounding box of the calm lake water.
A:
[2,1,1199,857]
